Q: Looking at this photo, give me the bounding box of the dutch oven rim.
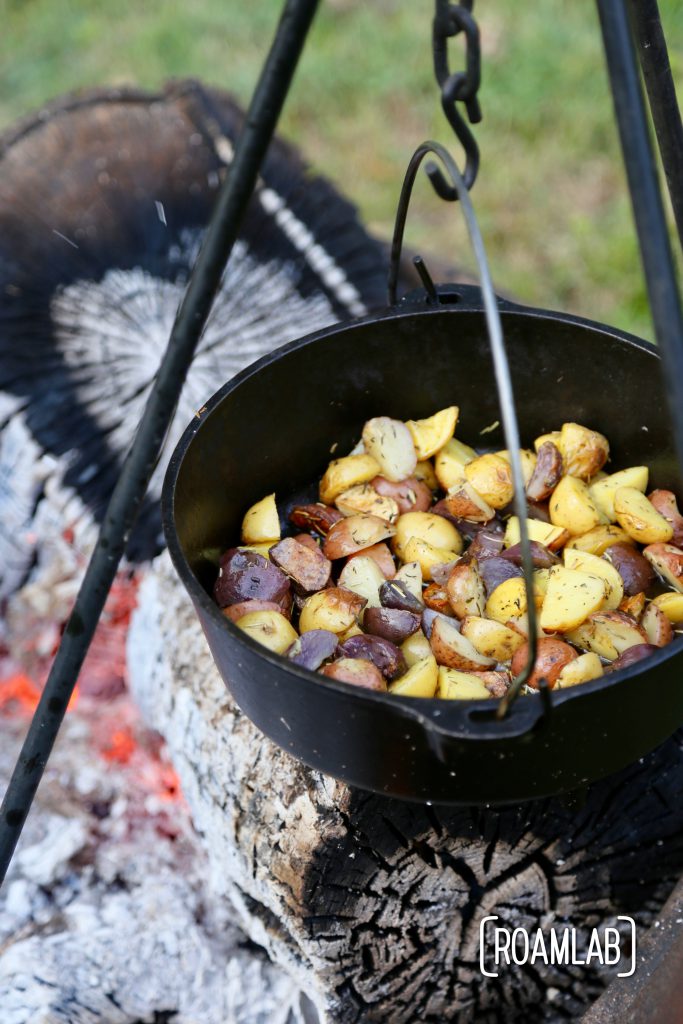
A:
[161,294,683,739]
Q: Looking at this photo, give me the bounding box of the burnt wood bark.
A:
[129,552,683,1024]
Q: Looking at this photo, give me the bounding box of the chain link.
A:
[428,0,482,201]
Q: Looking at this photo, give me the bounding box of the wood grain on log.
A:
[129,552,683,1023]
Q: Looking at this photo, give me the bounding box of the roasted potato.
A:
[439,481,495,523]
[429,615,496,671]
[392,511,463,562]
[640,603,674,647]
[214,549,290,610]
[648,489,683,546]
[464,454,514,509]
[566,610,647,661]
[270,537,332,594]
[379,579,424,614]
[337,555,386,607]
[401,630,433,667]
[346,541,396,579]
[503,516,569,552]
[434,437,476,490]
[651,592,683,624]
[460,616,525,661]
[549,476,605,536]
[321,657,387,691]
[485,576,530,623]
[643,542,683,592]
[389,656,439,698]
[437,667,493,700]
[422,582,455,615]
[372,475,432,513]
[289,503,343,536]
[299,587,367,634]
[539,565,607,632]
[235,609,298,654]
[223,598,291,623]
[496,448,538,488]
[563,548,624,609]
[319,453,381,505]
[404,537,463,581]
[603,542,655,595]
[241,493,281,545]
[589,466,649,521]
[335,483,399,523]
[609,644,660,673]
[338,634,407,680]
[555,651,604,688]
[286,630,339,670]
[614,487,674,544]
[363,606,421,645]
[393,560,424,601]
[323,514,396,560]
[525,442,563,501]
[362,417,418,482]
[446,561,487,618]
[405,406,459,459]
[510,636,578,689]
[557,422,609,480]
[564,524,635,555]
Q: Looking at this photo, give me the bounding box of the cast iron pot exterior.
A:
[162,286,683,804]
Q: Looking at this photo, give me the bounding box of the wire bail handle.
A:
[388,141,542,718]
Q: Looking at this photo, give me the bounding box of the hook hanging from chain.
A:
[428,0,482,201]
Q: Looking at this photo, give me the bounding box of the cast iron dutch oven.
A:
[162,284,683,804]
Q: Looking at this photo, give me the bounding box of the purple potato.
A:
[526,441,563,502]
[379,579,424,614]
[525,500,551,523]
[430,559,461,585]
[431,500,482,540]
[364,606,421,644]
[214,548,290,609]
[460,526,505,564]
[286,629,338,670]
[338,634,407,681]
[478,556,523,596]
[604,543,656,596]
[608,644,660,673]
[501,541,560,568]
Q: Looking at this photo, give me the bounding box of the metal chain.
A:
[428,0,482,201]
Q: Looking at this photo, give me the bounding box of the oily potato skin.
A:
[299,587,367,634]
[526,442,563,502]
[323,514,396,560]
[464,454,514,509]
[643,543,683,593]
[289,503,343,536]
[604,542,655,595]
[321,657,387,691]
[319,453,381,505]
[558,422,609,480]
[641,603,674,647]
[446,561,486,619]
[511,637,578,690]
[648,490,683,546]
[439,482,495,523]
[614,487,674,544]
[429,616,496,671]
[392,511,463,562]
[270,537,331,594]
[372,476,432,513]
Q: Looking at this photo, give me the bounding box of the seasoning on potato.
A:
[214,408,683,698]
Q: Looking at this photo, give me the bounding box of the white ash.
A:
[0,700,313,1024]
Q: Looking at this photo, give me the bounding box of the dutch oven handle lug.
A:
[396,685,552,764]
[398,281,522,313]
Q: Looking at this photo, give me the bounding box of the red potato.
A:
[214,548,291,609]
[431,500,483,541]
[423,582,454,616]
[510,637,578,690]
[429,616,496,671]
[223,598,291,623]
[604,542,656,595]
[648,490,683,547]
[321,657,387,691]
[526,441,563,502]
[337,634,407,680]
[446,561,486,618]
[372,476,432,513]
[643,543,683,593]
[293,533,321,553]
[323,514,396,560]
[619,592,646,620]
[363,606,422,645]
[640,603,674,647]
[289,503,343,536]
[270,536,331,593]
[438,482,495,523]
[346,541,396,579]
[460,526,505,564]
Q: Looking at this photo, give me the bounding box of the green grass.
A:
[1,0,681,339]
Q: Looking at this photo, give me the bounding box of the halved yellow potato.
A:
[405,406,459,460]
[323,514,396,559]
[614,488,674,544]
[503,516,569,551]
[651,592,683,623]
[361,416,418,482]
[555,652,604,688]
[393,560,424,601]
[539,565,608,632]
[403,537,463,581]
[464,453,514,509]
[320,453,381,504]
[564,524,635,555]
[563,548,624,610]
[442,481,495,523]
[496,448,538,487]
[338,622,365,641]
[335,483,399,523]
[337,555,386,607]
[241,493,281,545]
[299,588,366,634]
[437,667,492,700]
[589,466,649,521]
[460,616,525,661]
[534,430,562,452]
[641,603,674,647]
[549,476,606,536]
[389,656,439,698]
[393,511,463,562]
[434,437,477,490]
[566,610,647,660]
[557,422,609,480]
[486,577,530,623]
[235,609,298,654]
[402,629,433,666]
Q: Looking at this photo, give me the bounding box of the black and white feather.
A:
[0,82,389,592]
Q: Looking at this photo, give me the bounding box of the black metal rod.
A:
[628,0,683,248]
[597,0,683,475]
[0,0,319,887]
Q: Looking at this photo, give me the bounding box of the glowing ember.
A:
[0,672,40,715]
[101,727,137,764]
